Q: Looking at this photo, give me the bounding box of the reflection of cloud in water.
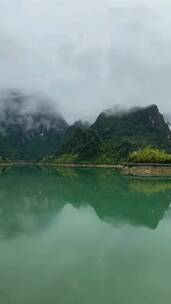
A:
[0,201,171,304]
[48,204,108,244]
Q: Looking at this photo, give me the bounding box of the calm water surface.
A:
[0,167,171,304]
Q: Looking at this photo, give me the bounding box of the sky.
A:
[0,0,171,123]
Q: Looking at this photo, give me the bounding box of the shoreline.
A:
[123,164,171,177]
[1,162,171,177]
[0,162,124,169]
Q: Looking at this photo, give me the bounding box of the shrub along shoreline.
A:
[128,148,171,164]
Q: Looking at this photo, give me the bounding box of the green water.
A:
[0,167,171,304]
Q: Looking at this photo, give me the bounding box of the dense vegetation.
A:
[44,105,171,164]
[43,126,138,164]
[129,148,171,164]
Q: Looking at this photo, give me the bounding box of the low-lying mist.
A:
[0,90,68,133]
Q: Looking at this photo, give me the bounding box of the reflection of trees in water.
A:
[0,167,170,238]
[129,178,171,195]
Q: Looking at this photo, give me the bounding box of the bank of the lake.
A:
[0,162,123,169]
[123,163,171,177]
[2,161,171,177]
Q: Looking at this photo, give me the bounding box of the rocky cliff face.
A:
[92,104,171,150]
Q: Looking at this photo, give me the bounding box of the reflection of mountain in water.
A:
[0,167,170,237]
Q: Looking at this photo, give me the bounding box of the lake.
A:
[0,166,171,304]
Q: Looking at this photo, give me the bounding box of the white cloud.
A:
[0,0,171,123]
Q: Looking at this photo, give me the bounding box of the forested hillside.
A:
[44,105,171,164]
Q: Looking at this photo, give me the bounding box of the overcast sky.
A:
[0,0,171,123]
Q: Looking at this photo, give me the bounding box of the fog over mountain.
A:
[0,0,171,123]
